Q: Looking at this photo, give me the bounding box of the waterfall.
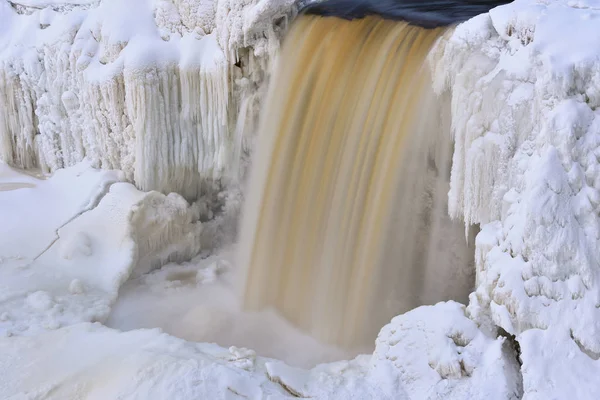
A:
[238,15,475,349]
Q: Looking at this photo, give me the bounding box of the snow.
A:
[0,162,127,336]
[431,0,600,397]
[0,162,206,337]
[371,302,521,399]
[518,328,600,400]
[0,323,296,399]
[0,160,121,258]
[0,310,516,399]
[2,0,600,398]
[0,161,39,190]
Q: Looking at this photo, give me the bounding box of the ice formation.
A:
[431,0,600,396]
[2,0,600,398]
[215,0,297,181]
[0,0,297,200]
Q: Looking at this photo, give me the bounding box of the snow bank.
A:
[432,0,600,396]
[0,162,204,337]
[0,323,296,399]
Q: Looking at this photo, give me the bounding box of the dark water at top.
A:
[301,0,513,27]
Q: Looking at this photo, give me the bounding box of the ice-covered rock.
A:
[0,0,297,200]
[432,0,600,396]
[370,302,521,399]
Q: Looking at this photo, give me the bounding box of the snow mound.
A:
[431,0,600,396]
[371,301,521,399]
[0,162,204,337]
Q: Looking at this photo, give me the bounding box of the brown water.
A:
[238,15,474,350]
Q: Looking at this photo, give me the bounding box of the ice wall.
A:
[0,0,296,200]
[216,0,297,181]
[431,0,600,397]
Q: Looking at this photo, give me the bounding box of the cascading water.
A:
[238,13,476,350]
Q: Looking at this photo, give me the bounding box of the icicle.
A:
[0,0,290,201]
[0,66,40,169]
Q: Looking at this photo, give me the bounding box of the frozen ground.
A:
[0,162,518,399]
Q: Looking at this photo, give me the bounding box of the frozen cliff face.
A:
[432,0,600,397]
[0,0,296,200]
[216,0,297,181]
